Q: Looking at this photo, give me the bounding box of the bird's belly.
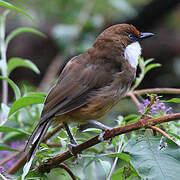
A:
[54,86,129,124]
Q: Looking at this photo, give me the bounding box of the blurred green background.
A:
[0,0,180,97]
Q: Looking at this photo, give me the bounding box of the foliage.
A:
[0,2,180,180]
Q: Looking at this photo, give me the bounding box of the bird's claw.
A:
[98,129,111,142]
[68,143,82,164]
[98,131,106,141]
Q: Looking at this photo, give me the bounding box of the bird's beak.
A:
[140,32,155,39]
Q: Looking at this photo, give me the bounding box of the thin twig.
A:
[128,92,141,110]
[46,142,62,147]
[150,126,175,142]
[126,88,180,97]
[7,152,28,174]
[0,11,9,123]
[8,123,64,174]
[58,163,77,180]
[0,151,22,166]
[35,113,180,173]
[43,124,63,143]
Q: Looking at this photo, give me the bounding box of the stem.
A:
[107,134,124,180]
[0,173,8,180]
[127,88,180,97]
[150,126,175,142]
[0,11,9,122]
[58,163,77,180]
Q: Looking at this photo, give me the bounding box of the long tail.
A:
[22,119,53,180]
[25,118,53,161]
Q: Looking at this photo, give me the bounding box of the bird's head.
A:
[93,24,154,68]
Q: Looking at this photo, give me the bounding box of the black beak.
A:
[140,32,155,39]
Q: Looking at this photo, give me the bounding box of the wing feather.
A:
[40,53,114,122]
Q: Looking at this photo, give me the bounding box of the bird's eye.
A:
[128,33,134,40]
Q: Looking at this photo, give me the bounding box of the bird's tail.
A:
[25,118,53,161]
[22,119,53,180]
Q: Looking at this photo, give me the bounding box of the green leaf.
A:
[111,167,124,180]
[105,153,130,162]
[2,131,24,142]
[0,0,34,23]
[124,135,180,180]
[6,27,46,45]
[162,98,180,103]
[0,145,19,152]
[0,75,21,100]
[8,96,45,117]
[144,58,154,65]
[168,131,180,140]
[0,126,28,135]
[24,171,47,179]
[26,92,47,97]
[145,63,161,73]
[7,57,40,75]
[99,159,111,178]
[82,128,102,133]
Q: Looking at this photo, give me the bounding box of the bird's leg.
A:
[63,123,78,155]
[87,120,111,141]
[63,123,81,163]
[63,123,77,145]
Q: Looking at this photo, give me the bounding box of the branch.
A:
[35,113,180,173]
[7,124,63,174]
[128,92,141,110]
[150,125,175,142]
[0,151,22,166]
[58,163,77,180]
[126,88,180,97]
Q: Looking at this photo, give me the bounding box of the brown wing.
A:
[40,53,114,123]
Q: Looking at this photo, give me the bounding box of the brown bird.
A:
[25,24,154,165]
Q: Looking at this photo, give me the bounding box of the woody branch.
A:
[35,113,180,173]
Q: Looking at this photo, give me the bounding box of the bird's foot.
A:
[98,128,111,142]
[68,140,82,163]
[87,120,112,142]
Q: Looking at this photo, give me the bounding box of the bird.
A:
[25,23,154,166]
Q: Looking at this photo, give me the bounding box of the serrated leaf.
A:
[7,58,40,75]
[0,145,19,151]
[0,75,21,100]
[8,96,45,117]
[6,27,46,45]
[0,0,34,23]
[124,135,180,180]
[0,126,28,135]
[145,63,161,73]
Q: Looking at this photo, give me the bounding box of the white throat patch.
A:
[124,41,141,68]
